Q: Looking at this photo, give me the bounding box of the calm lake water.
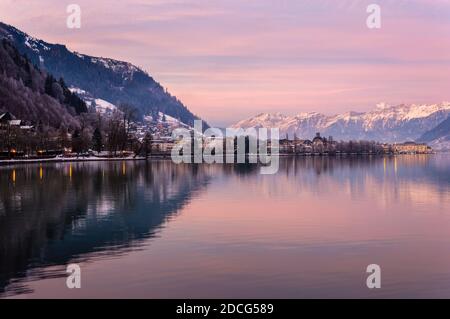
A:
[1,155,450,298]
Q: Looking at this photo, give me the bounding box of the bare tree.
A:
[119,103,138,152]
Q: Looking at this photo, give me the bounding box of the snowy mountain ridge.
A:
[233,102,450,144]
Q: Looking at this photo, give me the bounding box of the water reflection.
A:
[0,155,449,298]
[0,161,212,296]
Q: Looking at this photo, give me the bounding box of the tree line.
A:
[0,108,153,159]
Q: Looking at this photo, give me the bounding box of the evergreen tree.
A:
[92,127,103,154]
[44,75,54,96]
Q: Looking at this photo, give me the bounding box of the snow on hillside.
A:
[92,99,118,114]
[69,87,87,95]
[144,112,191,129]
[429,136,450,151]
[69,87,118,115]
[24,35,50,53]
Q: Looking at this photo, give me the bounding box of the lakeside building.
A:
[294,139,313,154]
[393,142,432,154]
[152,137,175,154]
[0,112,34,131]
[312,133,337,153]
[280,133,336,154]
[279,138,295,153]
[274,133,432,155]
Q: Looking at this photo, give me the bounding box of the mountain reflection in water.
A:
[0,156,449,298]
[0,161,211,296]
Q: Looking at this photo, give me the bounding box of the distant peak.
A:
[376,102,390,110]
[295,112,323,118]
[254,112,286,119]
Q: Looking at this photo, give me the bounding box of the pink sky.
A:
[1,0,450,126]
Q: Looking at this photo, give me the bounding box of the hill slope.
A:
[0,21,205,127]
[417,116,450,150]
[0,39,86,129]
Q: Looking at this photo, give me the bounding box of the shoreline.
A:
[0,156,150,166]
[0,152,442,167]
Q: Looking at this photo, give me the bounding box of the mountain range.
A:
[1,21,448,149]
[232,102,450,150]
[0,21,204,127]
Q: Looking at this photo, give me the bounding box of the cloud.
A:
[0,0,449,126]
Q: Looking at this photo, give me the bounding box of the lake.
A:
[1,155,450,298]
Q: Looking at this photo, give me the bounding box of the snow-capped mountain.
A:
[0,21,205,127]
[232,102,450,144]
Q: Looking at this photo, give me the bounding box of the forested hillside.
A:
[0,39,86,129]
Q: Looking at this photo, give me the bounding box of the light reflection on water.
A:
[0,155,450,298]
